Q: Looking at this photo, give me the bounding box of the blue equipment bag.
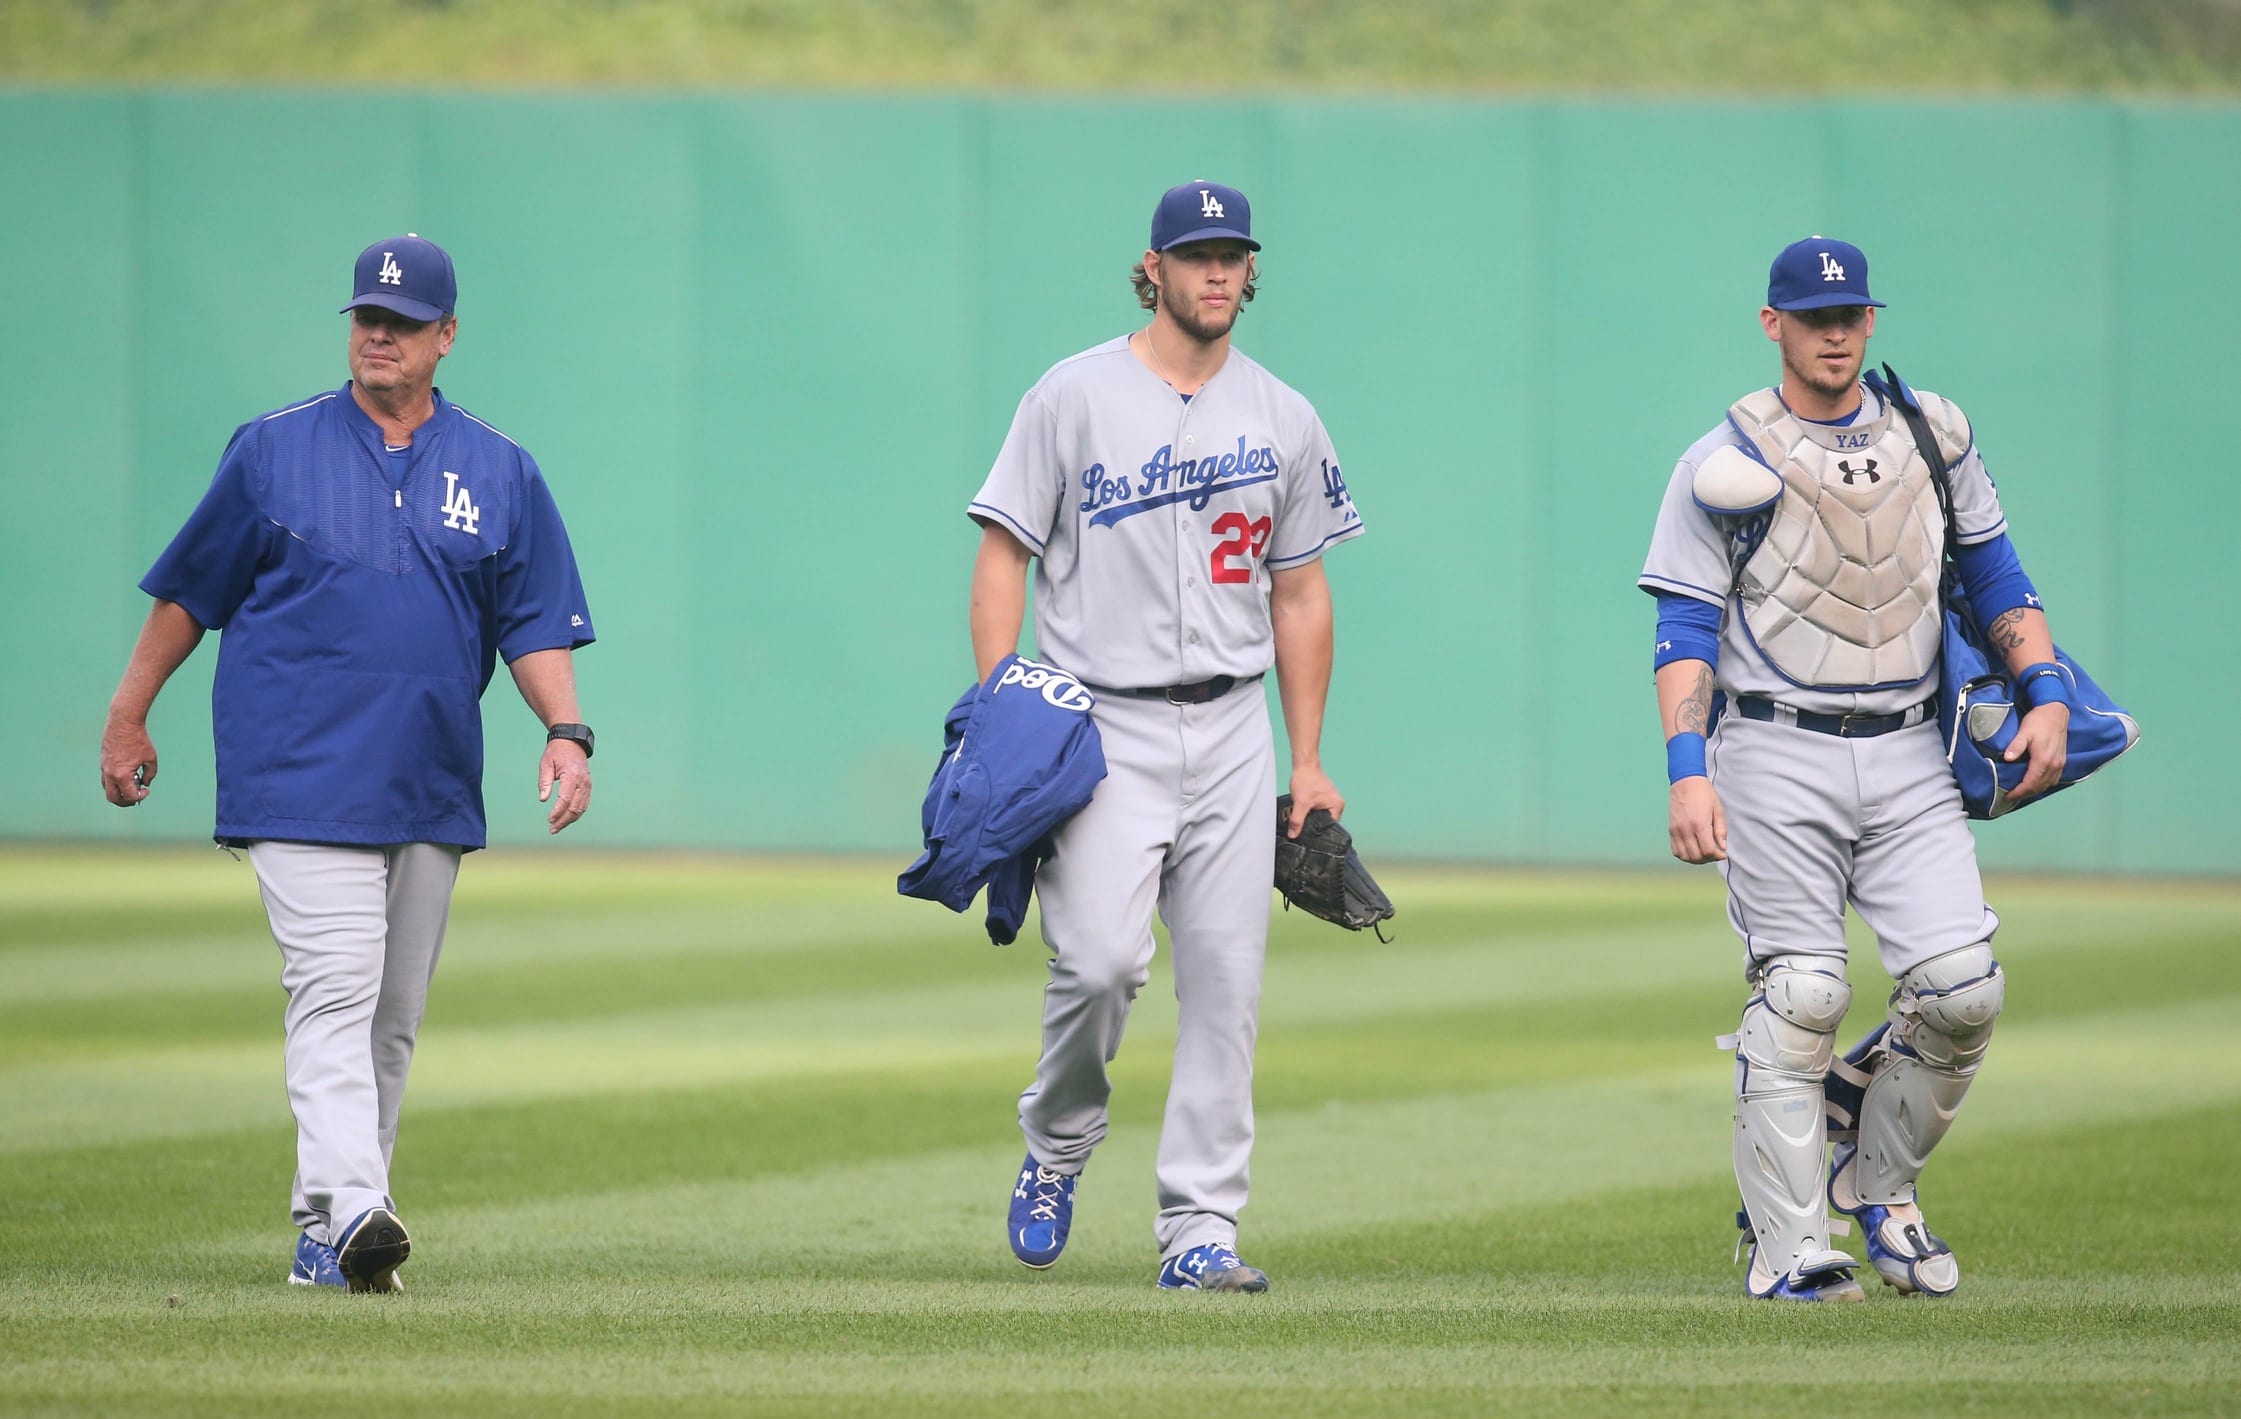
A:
[1868,364,2139,819]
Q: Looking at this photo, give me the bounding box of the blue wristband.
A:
[1667,732,1708,783]
[2017,662,2071,711]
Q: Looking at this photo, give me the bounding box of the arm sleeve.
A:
[1952,532,2040,623]
[1266,411,1364,569]
[968,389,1063,555]
[139,423,271,630]
[1654,592,1722,671]
[1639,454,1736,606]
[495,451,595,662]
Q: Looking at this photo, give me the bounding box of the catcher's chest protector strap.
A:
[1726,389,1946,691]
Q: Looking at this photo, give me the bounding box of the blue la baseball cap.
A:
[1767,236,1884,311]
[341,234,457,322]
[1150,181,1260,252]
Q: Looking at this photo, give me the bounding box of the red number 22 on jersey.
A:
[1209,512,1273,585]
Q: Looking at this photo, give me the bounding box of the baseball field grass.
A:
[2,845,2237,1417]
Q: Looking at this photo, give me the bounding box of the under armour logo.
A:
[1819,251,1845,282]
[1656,640,1674,653]
[440,470,480,534]
[1199,189,1224,218]
[2025,593,2041,608]
[1838,458,1879,485]
[378,252,404,286]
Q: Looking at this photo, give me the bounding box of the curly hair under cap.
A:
[1130,258,1259,312]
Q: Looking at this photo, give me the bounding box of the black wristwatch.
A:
[546,723,595,759]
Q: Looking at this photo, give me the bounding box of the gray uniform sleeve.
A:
[969,388,1062,554]
[1267,412,1363,569]
[1917,390,2006,546]
[1946,445,2007,546]
[1639,454,1735,606]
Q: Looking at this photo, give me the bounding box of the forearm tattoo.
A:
[1675,663,1716,737]
[1986,607,2029,656]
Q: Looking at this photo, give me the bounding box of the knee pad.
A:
[1891,943,2004,1075]
[1735,955,1853,1094]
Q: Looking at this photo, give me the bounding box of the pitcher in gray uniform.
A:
[967,180,1364,1292]
[1639,237,2072,1301]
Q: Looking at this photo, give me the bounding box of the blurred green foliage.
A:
[3,0,2239,91]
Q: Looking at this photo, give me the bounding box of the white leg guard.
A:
[1828,944,2004,1297]
[1855,943,2005,1206]
[1727,955,1859,1295]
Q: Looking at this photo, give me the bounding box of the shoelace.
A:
[1026,1166,1068,1222]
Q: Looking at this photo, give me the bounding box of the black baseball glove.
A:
[1274,796,1396,939]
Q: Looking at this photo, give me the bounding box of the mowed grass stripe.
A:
[4,890,2237,1149]
[4,986,2223,1264]
[6,1097,2238,1418]
[3,1341,2231,1419]
[4,851,2227,1023]
[0,915,1742,1145]
[0,902,1703,1051]
[211,998,2227,1278]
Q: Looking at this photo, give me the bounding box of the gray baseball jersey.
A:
[1639,384,2007,716]
[970,336,1363,689]
[972,333,1361,1263]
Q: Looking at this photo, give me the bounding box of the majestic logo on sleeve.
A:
[1200,189,1224,217]
[441,471,480,534]
[1077,438,1280,528]
[378,252,405,286]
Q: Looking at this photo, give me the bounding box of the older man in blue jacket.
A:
[97,235,597,1293]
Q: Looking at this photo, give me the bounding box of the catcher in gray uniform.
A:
[967,180,1364,1292]
[1639,237,2071,1301]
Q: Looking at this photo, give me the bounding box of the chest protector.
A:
[1726,389,1947,691]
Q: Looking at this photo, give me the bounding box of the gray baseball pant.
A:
[1709,713,1997,977]
[1021,682,1277,1260]
[248,840,461,1245]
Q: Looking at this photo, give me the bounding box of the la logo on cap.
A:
[378,252,404,286]
[1819,251,1846,282]
[1200,189,1224,218]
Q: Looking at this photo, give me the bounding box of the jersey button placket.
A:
[1174,411,1201,675]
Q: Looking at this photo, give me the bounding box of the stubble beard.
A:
[1787,346,1860,403]
[1160,286,1241,345]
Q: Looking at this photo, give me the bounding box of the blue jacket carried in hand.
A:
[897,655,1107,945]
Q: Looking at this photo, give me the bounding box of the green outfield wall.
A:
[2,92,2232,874]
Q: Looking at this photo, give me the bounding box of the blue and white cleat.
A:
[1830,1143,1960,1296]
[1157,1244,1269,1293]
[334,1206,411,1294]
[1742,1241,1866,1302]
[288,1232,346,1288]
[1008,1154,1077,1269]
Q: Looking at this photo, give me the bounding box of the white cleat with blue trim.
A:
[1830,1142,1960,1296]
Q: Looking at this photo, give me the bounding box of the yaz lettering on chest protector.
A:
[1726,390,1945,690]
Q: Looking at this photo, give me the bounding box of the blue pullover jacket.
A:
[897,655,1107,944]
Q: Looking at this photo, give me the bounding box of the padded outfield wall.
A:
[1,91,2232,874]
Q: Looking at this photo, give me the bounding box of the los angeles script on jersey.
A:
[1079,437,1281,528]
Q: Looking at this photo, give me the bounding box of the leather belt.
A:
[1732,694,1936,738]
[1088,674,1262,706]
